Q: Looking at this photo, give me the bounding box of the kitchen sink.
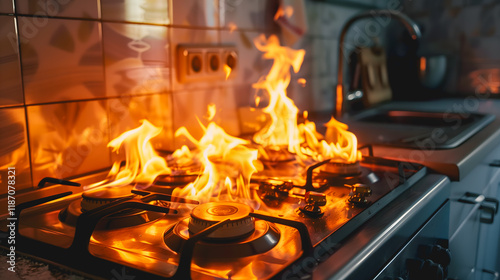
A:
[347,110,495,149]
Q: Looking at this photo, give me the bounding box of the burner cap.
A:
[321,160,361,176]
[81,187,134,212]
[188,202,255,240]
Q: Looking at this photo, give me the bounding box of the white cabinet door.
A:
[476,166,500,280]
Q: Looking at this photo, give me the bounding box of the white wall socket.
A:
[177,44,238,83]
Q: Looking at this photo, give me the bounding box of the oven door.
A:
[312,174,450,280]
[373,200,450,280]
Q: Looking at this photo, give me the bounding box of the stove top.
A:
[0,155,426,280]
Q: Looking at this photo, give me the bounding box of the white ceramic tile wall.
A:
[15,0,100,19]
[171,0,219,27]
[220,30,273,88]
[19,17,105,104]
[0,0,14,13]
[220,0,279,31]
[306,2,361,38]
[101,0,170,24]
[103,23,170,97]
[0,107,31,193]
[0,15,23,107]
[27,100,111,184]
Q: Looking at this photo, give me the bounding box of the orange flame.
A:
[224,64,232,80]
[298,117,361,163]
[252,34,305,154]
[255,96,261,107]
[87,120,170,189]
[253,35,361,163]
[228,22,238,33]
[274,5,294,20]
[173,107,259,206]
[297,78,306,87]
[206,103,217,121]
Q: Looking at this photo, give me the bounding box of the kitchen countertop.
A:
[338,98,500,181]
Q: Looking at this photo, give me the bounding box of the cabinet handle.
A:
[489,160,500,167]
[457,192,498,224]
[482,269,499,280]
[480,197,499,224]
[457,192,484,204]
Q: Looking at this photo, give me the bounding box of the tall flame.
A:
[252,34,305,154]
[253,34,361,163]
[87,120,170,189]
[173,107,259,206]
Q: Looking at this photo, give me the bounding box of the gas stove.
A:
[0,150,430,280]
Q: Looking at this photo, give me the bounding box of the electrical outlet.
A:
[177,44,238,83]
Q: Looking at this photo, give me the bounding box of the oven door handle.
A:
[457,192,499,224]
[480,197,499,224]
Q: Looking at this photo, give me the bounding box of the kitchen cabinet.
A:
[476,163,500,280]
[448,144,500,280]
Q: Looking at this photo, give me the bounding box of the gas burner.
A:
[154,173,198,186]
[258,146,296,164]
[189,202,255,240]
[321,160,361,176]
[316,164,379,187]
[59,186,163,229]
[164,202,280,259]
[81,186,135,211]
[348,183,372,206]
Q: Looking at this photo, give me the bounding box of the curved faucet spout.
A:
[335,10,421,118]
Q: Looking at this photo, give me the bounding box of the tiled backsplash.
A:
[0,0,379,193]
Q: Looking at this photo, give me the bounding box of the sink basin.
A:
[356,110,484,127]
[347,110,495,149]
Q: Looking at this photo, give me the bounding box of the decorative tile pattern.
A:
[0,1,14,14]
[15,0,99,19]
[107,93,174,154]
[103,23,170,97]
[19,17,105,104]
[171,0,219,27]
[170,27,220,91]
[101,0,169,24]
[0,16,23,107]
[0,107,32,193]
[172,87,240,148]
[27,100,110,184]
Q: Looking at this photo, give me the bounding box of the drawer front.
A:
[448,202,482,280]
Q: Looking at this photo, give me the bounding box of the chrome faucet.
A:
[335,10,422,118]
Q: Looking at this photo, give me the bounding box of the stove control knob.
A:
[299,192,326,217]
[407,259,444,280]
[305,191,327,206]
[417,244,451,269]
